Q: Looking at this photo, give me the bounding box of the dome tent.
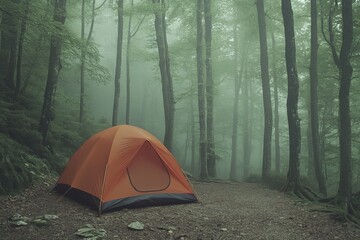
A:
[54,125,197,213]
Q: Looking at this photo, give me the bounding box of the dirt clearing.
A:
[1,180,359,239]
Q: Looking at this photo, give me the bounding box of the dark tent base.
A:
[54,184,197,213]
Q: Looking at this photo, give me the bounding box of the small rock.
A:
[10,220,28,227]
[128,221,144,231]
[220,228,227,231]
[43,214,59,220]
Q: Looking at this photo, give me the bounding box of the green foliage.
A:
[0,133,49,194]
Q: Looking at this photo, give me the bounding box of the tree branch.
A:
[95,0,107,11]
[130,14,146,38]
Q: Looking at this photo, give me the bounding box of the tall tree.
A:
[321,0,354,213]
[242,65,251,179]
[39,0,67,143]
[204,0,215,177]
[196,0,207,179]
[1,0,19,90]
[309,0,327,196]
[256,0,272,181]
[152,0,175,151]
[14,0,30,99]
[336,0,354,213]
[125,0,134,125]
[271,32,281,175]
[79,0,96,123]
[112,0,124,126]
[229,18,241,180]
[125,1,145,124]
[281,0,314,200]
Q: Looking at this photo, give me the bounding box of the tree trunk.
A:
[337,0,353,212]
[281,0,302,189]
[3,2,19,90]
[80,0,85,122]
[243,66,251,179]
[191,100,196,176]
[152,0,175,151]
[39,0,67,143]
[204,0,215,178]
[14,0,30,99]
[256,0,273,181]
[112,0,124,126]
[196,0,207,180]
[271,32,281,175]
[307,111,315,181]
[161,0,175,151]
[0,11,10,85]
[80,0,96,123]
[229,20,240,181]
[125,0,134,125]
[310,0,327,196]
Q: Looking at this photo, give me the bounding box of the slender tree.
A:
[124,9,145,124]
[14,0,30,99]
[196,0,207,179]
[152,0,175,151]
[271,32,281,175]
[39,0,67,143]
[309,0,327,196]
[79,0,96,123]
[281,0,314,200]
[242,64,251,179]
[1,0,19,90]
[256,0,272,181]
[229,19,240,180]
[336,0,354,213]
[204,0,215,177]
[321,0,354,214]
[125,0,134,124]
[112,0,124,126]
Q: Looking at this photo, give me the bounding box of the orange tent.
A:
[54,125,197,213]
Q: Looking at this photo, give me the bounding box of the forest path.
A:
[1,180,359,239]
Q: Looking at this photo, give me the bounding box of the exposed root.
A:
[280,180,317,202]
[315,196,360,225]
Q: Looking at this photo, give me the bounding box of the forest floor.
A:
[1,178,360,240]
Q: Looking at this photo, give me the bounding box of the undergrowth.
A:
[0,84,109,195]
[0,133,49,194]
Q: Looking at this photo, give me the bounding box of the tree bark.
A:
[282,0,302,189]
[80,0,85,122]
[39,0,67,143]
[152,0,175,151]
[310,0,327,196]
[125,0,134,125]
[204,0,215,178]
[196,0,207,179]
[2,1,19,90]
[271,32,281,175]
[243,65,251,179]
[14,0,30,99]
[112,0,124,126]
[229,20,240,181]
[336,0,353,212]
[80,0,96,123]
[256,0,272,181]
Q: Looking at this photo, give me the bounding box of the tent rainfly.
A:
[54,125,197,213]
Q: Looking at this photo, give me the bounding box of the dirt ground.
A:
[1,179,360,240]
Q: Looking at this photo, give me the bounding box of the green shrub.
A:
[0,134,49,194]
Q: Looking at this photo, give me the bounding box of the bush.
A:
[0,134,49,194]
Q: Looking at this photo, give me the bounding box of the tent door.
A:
[127,141,170,192]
